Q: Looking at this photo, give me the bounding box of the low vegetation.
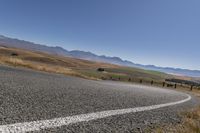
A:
[147,89,200,133]
[0,46,173,82]
[0,55,88,78]
[97,67,105,72]
[0,46,199,90]
[153,105,200,133]
[0,46,119,79]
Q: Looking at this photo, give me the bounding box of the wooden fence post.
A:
[163,82,165,87]
[151,80,153,85]
[190,85,193,91]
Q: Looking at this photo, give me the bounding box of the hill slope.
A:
[0,35,200,77]
[0,46,172,82]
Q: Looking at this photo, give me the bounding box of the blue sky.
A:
[0,0,200,70]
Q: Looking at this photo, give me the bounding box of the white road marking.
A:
[0,94,191,133]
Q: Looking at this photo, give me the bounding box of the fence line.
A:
[100,76,199,91]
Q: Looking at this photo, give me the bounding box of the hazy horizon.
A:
[0,0,200,70]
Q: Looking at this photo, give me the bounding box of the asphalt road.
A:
[0,65,199,133]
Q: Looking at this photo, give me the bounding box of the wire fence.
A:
[100,76,200,91]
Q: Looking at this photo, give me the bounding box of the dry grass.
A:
[150,85,200,133]
[1,46,199,86]
[0,46,119,80]
[0,55,95,79]
[0,46,173,82]
[153,97,200,133]
[0,46,118,69]
[154,106,200,133]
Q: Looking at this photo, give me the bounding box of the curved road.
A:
[0,65,198,132]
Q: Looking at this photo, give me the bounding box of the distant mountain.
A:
[0,35,200,77]
[0,35,69,56]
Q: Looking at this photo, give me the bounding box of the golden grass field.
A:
[0,46,199,91]
[0,46,173,82]
[0,46,119,80]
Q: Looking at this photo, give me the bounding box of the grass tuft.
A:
[153,106,200,133]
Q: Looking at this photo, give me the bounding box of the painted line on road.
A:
[0,94,191,133]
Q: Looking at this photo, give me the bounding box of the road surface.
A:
[0,65,198,132]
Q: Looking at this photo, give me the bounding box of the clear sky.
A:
[0,0,199,70]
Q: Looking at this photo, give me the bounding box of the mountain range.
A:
[0,35,200,77]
